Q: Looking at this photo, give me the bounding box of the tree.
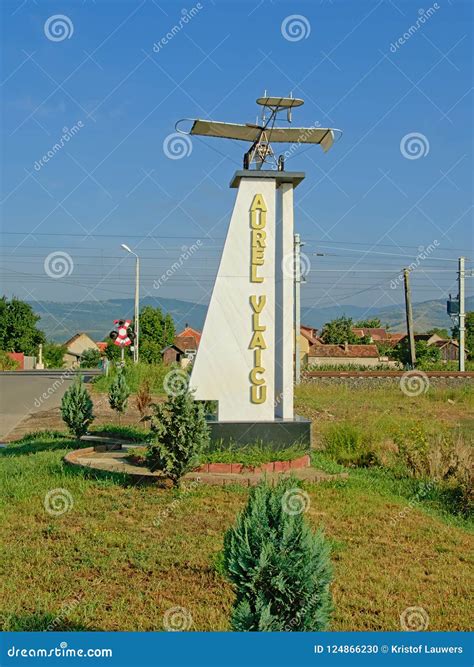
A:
[393,339,441,367]
[60,377,94,438]
[223,478,333,631]
[146,391,209,485]
[80,348,101,368]
[320,316,358,345]
[354,317,383,328]
[43,342,66,369]
[139,305,175,364]
[0,296,45,355]
[452,312,474,360]
[108,369,130,421]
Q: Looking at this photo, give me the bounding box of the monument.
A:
[177,95,341,446]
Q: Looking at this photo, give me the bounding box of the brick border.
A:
[194,454,310,474]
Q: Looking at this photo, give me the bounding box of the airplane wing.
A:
[266,127,337,152]
[189,120,263,142]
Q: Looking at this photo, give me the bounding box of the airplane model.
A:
[176,93,342,170]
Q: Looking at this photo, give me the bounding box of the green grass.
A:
[91,362,173,395]
[0,432,472,631]
[200,442,307,466]
[1,383,473,632]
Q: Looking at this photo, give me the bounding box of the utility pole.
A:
[294,233,302,384]
[121,244,140,364]
[403,268,416,368]
[458,256,465,372]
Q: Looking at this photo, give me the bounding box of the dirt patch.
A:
[4,394,160,442]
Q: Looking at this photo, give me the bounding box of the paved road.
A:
[0,371,100,440]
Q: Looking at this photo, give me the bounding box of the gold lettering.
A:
[250,295,266,313]
[249,366,265,385]
[249,331,267,349]
[251,385,267,404]
[249,195,268,404]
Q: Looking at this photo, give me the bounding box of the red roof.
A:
[174,336,197,352]
[308,343,379,358]
[352,327,388,341]
[301,324,322,345]
[177,326,201,347]
[95,342,107,352]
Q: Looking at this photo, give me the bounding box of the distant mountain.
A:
[302,296,474,333]
[33,297,208,343]
[31,295,473,342]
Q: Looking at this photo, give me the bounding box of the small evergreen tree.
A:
[223,478,333,631]
[60,377,94,439]
[146,391,209,485]
[108,368,130,423]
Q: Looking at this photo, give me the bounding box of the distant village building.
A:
[63,333,100,368]
[307,342,381,367]
[162,325,202,368]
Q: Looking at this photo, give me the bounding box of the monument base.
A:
[206,415,311,450]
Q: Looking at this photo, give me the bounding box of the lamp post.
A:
[121,244,140,364]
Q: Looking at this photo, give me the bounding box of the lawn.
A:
[0,382,472,632]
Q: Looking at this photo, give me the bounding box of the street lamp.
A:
[121,244,140,364]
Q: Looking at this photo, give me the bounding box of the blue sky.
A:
[1,0,472,319]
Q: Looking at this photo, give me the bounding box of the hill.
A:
[31,295,473,342]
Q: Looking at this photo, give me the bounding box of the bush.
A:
[80,348,101,368]
[43,342,66,369]
[0,351,19,370]
[322,423,377,467]
[60,377,94,439]
[135,380,152,420]
[222,478,333,631]
[146,391,209,485]
[108,369,130,422]
[396,428,473,515]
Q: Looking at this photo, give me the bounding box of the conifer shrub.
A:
[108,368,130,423]
[223,478,333,631]
[60,377,94,439]
[146,391,209,485]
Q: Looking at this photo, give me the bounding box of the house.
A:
[430,339,466,362]
[162,326,201,368]
[351,327,388,342]
[307,342,381,367]
[176,325,201,348]
[299,324,322,365]
[63,333,100,368]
